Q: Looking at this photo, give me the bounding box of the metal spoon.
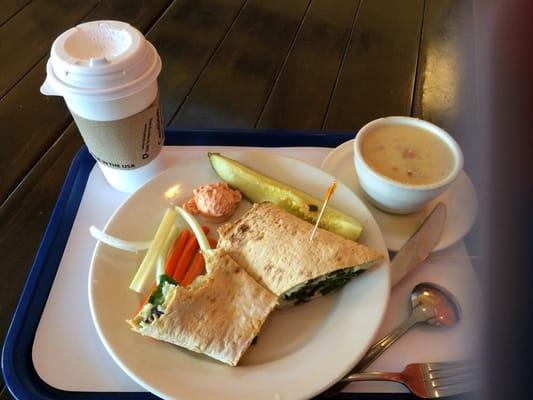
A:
[352,282,461,373]
[322,282,461,397]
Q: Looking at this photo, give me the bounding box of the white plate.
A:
[88,150,390,400]
[321,139,478,252]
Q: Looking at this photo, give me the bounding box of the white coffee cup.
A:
[41,20,165,192]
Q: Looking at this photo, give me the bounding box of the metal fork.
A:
[325,361,479,398]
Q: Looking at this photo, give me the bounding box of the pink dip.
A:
[184,182,242,220]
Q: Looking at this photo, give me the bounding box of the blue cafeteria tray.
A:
[2,129,416,400]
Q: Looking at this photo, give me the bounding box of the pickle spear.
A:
[208,153,363,240]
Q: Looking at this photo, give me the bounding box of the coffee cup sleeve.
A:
[72,95,164,170]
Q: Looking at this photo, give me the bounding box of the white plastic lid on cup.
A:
[40,20,162,121]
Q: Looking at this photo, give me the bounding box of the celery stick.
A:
[129,207,177,294]
[161,224,182,260]
[155,224,182,284]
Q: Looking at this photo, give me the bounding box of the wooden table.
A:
[0,0,475,398]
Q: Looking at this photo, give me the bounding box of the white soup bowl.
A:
[353,117,463,214]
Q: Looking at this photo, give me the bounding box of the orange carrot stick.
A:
[172,226,210,283]
[172,236,198,282]
[164,230,190,277]
[181,237,218,286]
[181,251,205,286]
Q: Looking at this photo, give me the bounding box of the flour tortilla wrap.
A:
[217,203,383,304]
[127,249,278,366]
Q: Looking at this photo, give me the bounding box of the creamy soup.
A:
[361,124,455,185]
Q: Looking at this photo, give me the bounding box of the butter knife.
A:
[390,201,447,287]
[351,202,447,372]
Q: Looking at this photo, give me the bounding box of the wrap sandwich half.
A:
[217,202,383,306]
[127,248,277,366]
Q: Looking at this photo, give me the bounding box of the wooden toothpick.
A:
[310,179,337,241]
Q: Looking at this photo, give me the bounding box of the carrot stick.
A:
[172,236,198,282]
[172,226,210,283]
[181,252,205,286]
[164,230,190,276]
[181,237,218,286]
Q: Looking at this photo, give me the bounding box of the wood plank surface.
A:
[0,0,98,98]
[170,0,311,128]
[324,0,424,131]
[0,0,30,27]
[0,125,83,394]
[0,0,173,205]
[257,0,360,130]
[148,0,248,125]
[0,0,175,344]
[412,0,479,273]
[0,64,71,205]
[0,3,173,390]
[0,385,12,400]
[0,0,478,396]
[412,0,476,169]
[87,0,172,31]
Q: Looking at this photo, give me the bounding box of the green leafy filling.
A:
[140,274,178,324]
[283,268,365,304]
[148,274,177,306]
[137,275,178,324]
